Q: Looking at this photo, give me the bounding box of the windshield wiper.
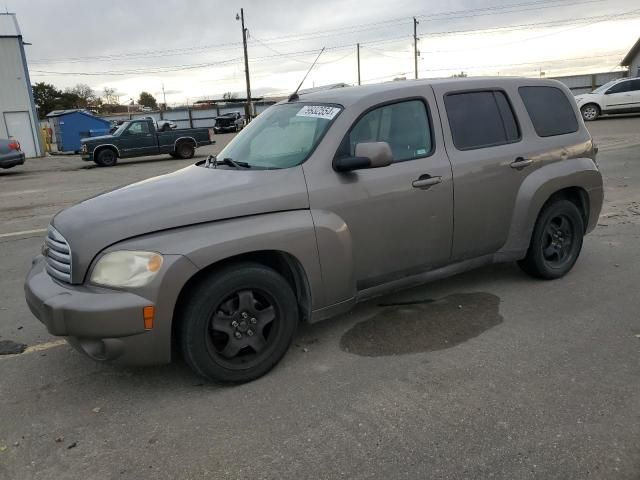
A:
[204,155,251,169]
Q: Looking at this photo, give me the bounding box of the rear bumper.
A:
[24,255,197,366]
[0,151,25,169]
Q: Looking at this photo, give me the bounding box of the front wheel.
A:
[94,148,117,167]
[580,104,600,122]
[180,263,298,383]
[518,199,584,279]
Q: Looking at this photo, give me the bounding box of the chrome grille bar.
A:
[44,226,72,283]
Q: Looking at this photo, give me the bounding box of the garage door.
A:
[4,111,37,158]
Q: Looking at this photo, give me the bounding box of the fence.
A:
[99,102,274,129]
[550,71,628,95]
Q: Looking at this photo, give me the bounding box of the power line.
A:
[29,0,602,65]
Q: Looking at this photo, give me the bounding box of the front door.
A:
[306,95,454,293]
[119,121,156,157]
[602,79,634,112]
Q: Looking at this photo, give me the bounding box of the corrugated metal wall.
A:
[0,36,41,157]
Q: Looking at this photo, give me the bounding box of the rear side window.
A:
[629,79,640,92]
[519,86,579,137]
[444,91,520,150]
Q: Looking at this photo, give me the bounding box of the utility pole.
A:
[161,82,167,110]
[357,43,361,85]
[237,8,253,121]
[413,17,419,79]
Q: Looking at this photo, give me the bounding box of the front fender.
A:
[499,157,603,259]
[113,210,326,310]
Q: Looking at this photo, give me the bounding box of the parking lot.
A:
[1,118,639,479]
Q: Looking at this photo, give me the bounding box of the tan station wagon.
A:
[25,77,603,383]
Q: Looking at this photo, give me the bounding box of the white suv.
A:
[575,77,640,121]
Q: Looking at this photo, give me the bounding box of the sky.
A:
[5,0,639,105]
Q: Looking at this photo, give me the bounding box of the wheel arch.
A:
[499,157,602,260]
[94,144,120,159]
[171,249,313,355]
[173,136,196,150]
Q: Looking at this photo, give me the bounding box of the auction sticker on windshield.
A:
[296,105,341,120]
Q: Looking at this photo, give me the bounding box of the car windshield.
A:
[113,122,130,136]
[215,103,342,169]
[591,80,618,94]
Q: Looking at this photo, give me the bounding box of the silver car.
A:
[25,77,603,383]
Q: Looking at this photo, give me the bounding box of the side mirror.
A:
[333,141,393,172]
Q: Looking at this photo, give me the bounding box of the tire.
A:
[176,141,195,159]
[180,263,298,383]
[518,199,584,279]
[94,148,117,167]
[580,104,600,122]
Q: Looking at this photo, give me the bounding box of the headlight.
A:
[90,251,163,288]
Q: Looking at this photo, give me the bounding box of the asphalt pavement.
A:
[0,121,639,479]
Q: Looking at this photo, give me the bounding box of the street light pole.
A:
[237,8,253,121]
[413,17,419,79]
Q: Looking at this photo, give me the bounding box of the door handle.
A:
[510,157,533,169]
[412,175,442,189]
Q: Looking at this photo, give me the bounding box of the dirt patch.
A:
[0,340,28,355]
[340,292,502,357]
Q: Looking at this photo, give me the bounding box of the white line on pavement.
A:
[0,228,47,239]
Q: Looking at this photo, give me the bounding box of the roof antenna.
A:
[288,47,325,102]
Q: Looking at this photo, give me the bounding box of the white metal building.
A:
[621,37,640,79]
[0,13,42,158]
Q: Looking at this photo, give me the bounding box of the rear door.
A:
[629,79,640,112]
[118,121,157,157]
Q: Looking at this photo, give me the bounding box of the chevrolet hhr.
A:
[25,78,603,383]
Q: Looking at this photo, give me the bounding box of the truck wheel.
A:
[580,104,600,121]
[180,263,298,383]
[518,199,584,279]
[94,149,117,167]
[176,142,195,159]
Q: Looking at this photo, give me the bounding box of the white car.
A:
[574,77,640,121]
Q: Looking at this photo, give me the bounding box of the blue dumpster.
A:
[46,110,111,153]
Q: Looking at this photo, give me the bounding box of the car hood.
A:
[81,134,115,144]
[52,164,309,281]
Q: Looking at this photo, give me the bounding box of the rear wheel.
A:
[176,141,195,159]
[518,199,584,279]
[94,148,117,167]
[580,104,600,121]
[180,263,298,383]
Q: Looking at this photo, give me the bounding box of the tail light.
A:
[8,140,20,151]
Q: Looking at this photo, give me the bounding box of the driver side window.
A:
[606,81,630,94]
[338,100,432,162]
[127,122,150,135]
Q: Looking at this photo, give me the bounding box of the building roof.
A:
[0,13,21,37]
[621,37,640,67]
[46,109,97,118]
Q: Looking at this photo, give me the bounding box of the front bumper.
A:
[24,255,196,366]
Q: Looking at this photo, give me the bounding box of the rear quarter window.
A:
[518,86,579,137]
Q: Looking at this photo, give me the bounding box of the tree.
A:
[66,83,98,108]
[32,82,62,118]
[138,91,158,109]
[103,87,119,105]
[222,92,237,100]
[452,71,468,78]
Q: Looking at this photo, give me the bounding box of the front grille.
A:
[44,226,72,283]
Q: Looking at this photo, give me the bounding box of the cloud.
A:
[7,0,639,103]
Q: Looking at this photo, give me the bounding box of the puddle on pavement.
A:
[340,292,502,357]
